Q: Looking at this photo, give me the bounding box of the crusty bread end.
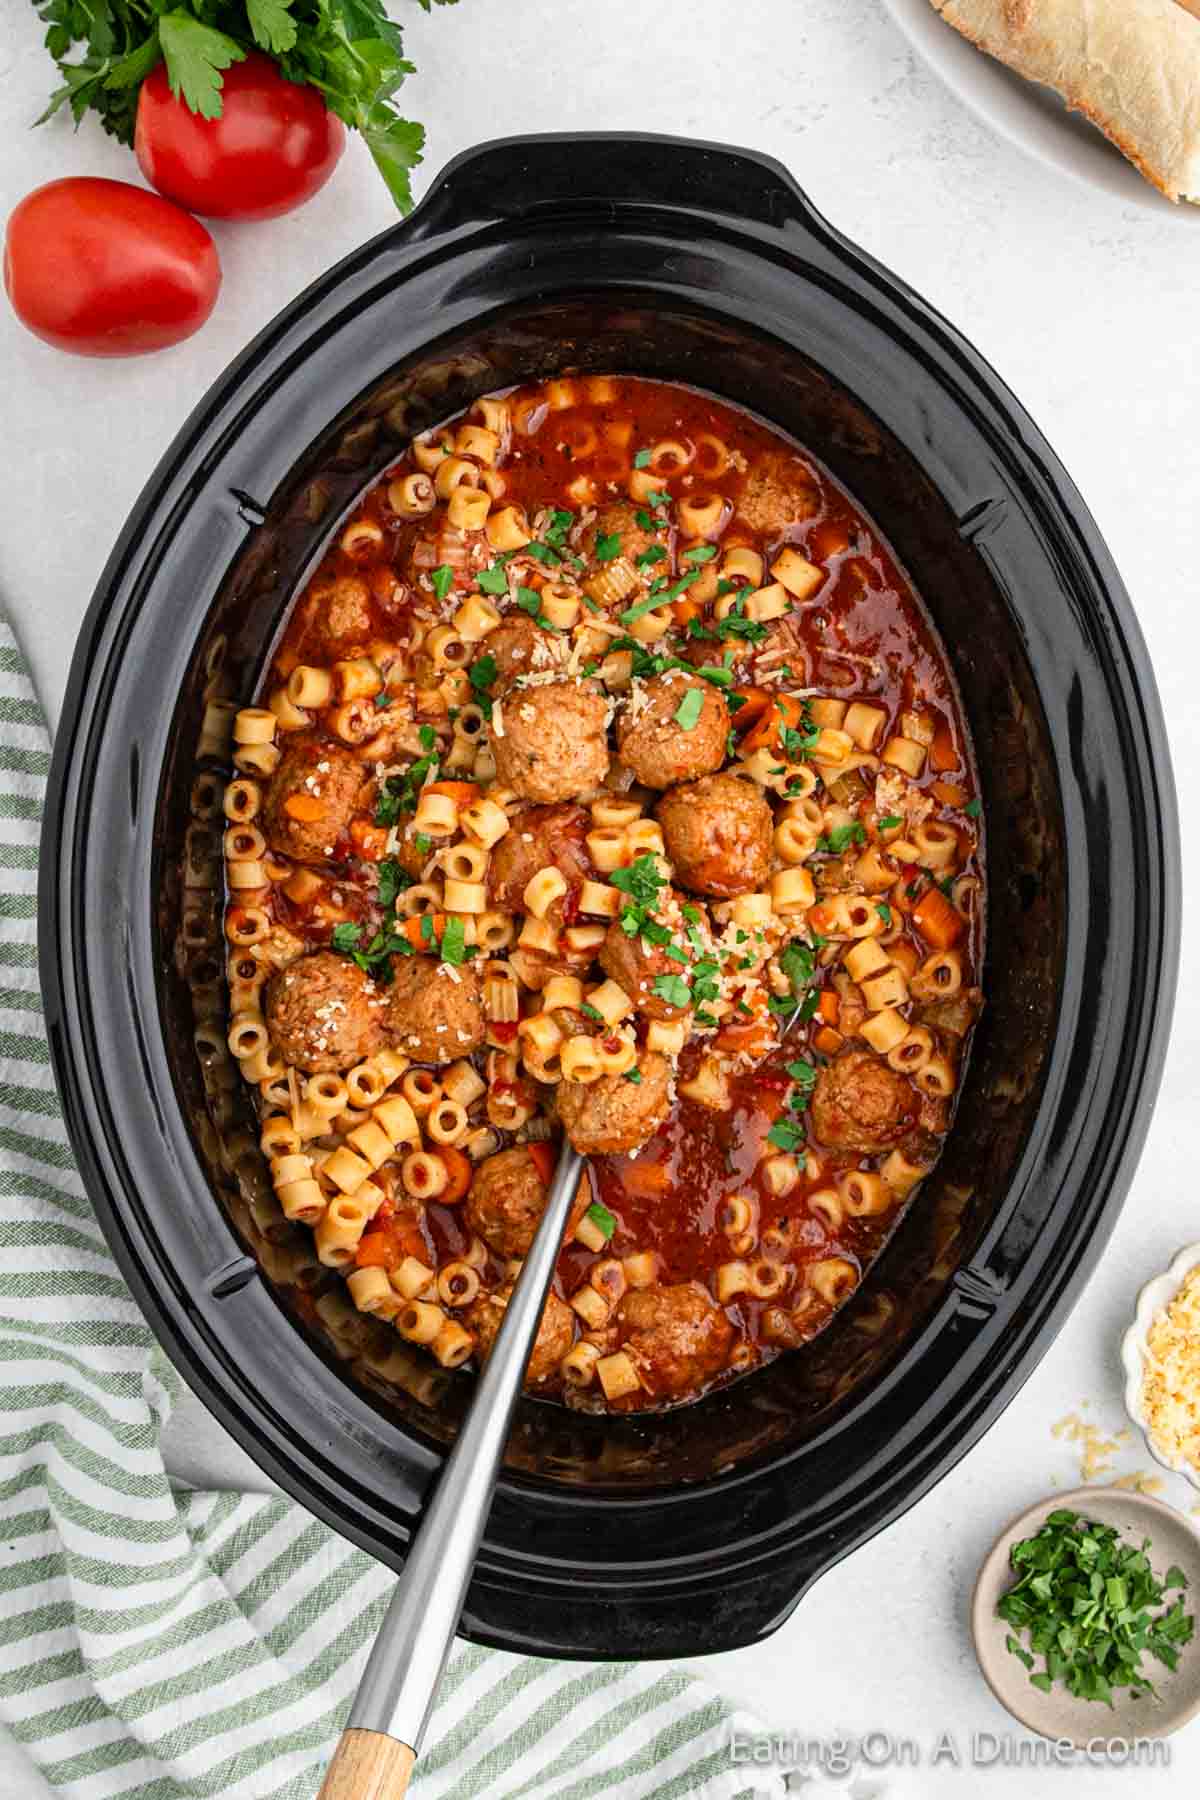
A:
[928,0,1200,201]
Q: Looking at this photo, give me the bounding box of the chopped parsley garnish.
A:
[674,687,705,731]
[997,1509,1194,1704]
[330,923,362,953]
[477,564,509,596]
[876,902,893,926]
[375,752,438,827]
[543,509,574,549]
[633,447,653,469]
[878,814,903,832]
[329,920,413,979]
[652,973,691,1009]
[646,488,671,509]
[623,1068,643,1084]
[585,1199,617,1239]
[766,1118,805,1153]
[611,853,666,912]
[687,609,769,646]
[618,568,702,624]
[581,1002,604,1022]
[581,595,603,613]
[594,531,622,563]
[418,723,437,752]
[515,586,560,631]
[526,540,562,567]
[965,798,982,818]
[414,833,432,854]
[818,822,867,855]
[683,544,717,564]
[635,544,667,568]
[373,693,393,710]
[786,1057,816,1091]
[468,653,497,718]
[430,565,454,602]
[377,860,413,911]
[439,915,467,966]
[781,723,820,760]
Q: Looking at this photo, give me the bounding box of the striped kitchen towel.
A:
[0,606,784,1800]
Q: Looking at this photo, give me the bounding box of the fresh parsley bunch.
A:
[32,0,458,211]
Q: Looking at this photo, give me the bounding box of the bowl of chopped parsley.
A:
[972,1487,1200,1742]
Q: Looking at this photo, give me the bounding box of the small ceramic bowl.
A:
[972,1486,1200,1742]
[1121,1242,1200,1492]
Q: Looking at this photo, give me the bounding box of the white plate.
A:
[882,0,1198,217]
[1120,1242,1200,1491]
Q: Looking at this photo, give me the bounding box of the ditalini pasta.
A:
[219,375,983,1412]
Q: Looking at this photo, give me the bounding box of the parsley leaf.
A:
[878,814,903,831]
[377,860,412,911]
[430,565,454,601]
[610,853,666,912]
[158,14,246,118]
[594,531,622,563]
[652,973,691,1009]
[246,0,299,56]
[818,822,867,855]
[876,902,893,926]
[586,1199,617,1239]
[331,922,363,953]
[635,545,667,568]
[766,1118,805,1152]
[965,797,982,818]
[468,654,497,718]
[477,565,509,596]
[515,586,559,631]
[674,687,704,731]
[633,448,653,469]
[683,544,717,564]
[439,916,467,966]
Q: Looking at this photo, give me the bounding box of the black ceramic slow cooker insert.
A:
[41,135,1179,1659]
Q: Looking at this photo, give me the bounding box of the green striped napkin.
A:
[0,614,782,1799]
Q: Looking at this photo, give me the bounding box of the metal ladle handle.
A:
[318,1144,585,1798]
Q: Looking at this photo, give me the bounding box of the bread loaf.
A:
[929,0,1200,201]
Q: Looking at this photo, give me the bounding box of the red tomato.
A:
[4,178,220,358]
[135,53,345,221]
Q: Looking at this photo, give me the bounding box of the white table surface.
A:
[4,1,1200,1794]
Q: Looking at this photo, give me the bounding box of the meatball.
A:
[810,1048,916,1154]
[656,771,772,898]
[386,955,485,1063]
[488,802,592,922]
[555,1051,672,1155]
[492,679,610,804]
[615,1282,734,1401]
[466,1146,556,1260]
[735,451,820,535]
[466,1285,574,1387]
[582,501,664,570]
[617,673,729,789]
[262,736,367,864]
[317,576,372,645]
[599,909,687,1020]
[265,951,389,1074]
[484,613,562,692]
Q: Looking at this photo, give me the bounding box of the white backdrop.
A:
[3,2,1199,1794]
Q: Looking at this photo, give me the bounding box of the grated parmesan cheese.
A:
[1140,1264,1200,1473]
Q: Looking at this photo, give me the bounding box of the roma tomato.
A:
[4,178,220,358]
[135,53,345,221]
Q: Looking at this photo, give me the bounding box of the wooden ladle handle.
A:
[318,1728,415,1799]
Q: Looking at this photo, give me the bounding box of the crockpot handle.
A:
[406,132,820,239]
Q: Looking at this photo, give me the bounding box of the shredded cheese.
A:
[1140,1264,1200,1473]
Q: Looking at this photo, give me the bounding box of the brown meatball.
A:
[656,771,772,898]
[492,679,610,804]
[615,1282,734,1401]
[598,911,686,1021]
[735,451,820,535]
[484,614,562,692]
[262,736,367,864]
[581,501,664,570]
[810,1048,916,1154]
[386,955,485,1064]
[488,803,592,921]
[466,1285,574,1387]
[617,674,729,789]
[265,951,389,1074]
[556,1051,672,1155]
[464,1146,547,1260]
[318,576,372,645]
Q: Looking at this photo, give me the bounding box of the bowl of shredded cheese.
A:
[1122,1245,1200,1490]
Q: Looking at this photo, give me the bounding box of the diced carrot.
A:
[929,725,959,773]
[354,1221,425,1269]
[401,911,446,950]
[422,781,479,806]
[741,692,804,755]
[348,818,390,861]
[672,598,701,626]
[527,1140,556,1186]
[716,1018,774,1056]
[813,1025,844,1056]
[619,1160,671,1198]
[438,1146,473,1206]
[729,688,772,735]
[817,990,840,1026]
[354,1233,395,1268]
[911,886,965,950]
[930,780,967,808]
[283,793,325,823]
[807,901,841,936]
